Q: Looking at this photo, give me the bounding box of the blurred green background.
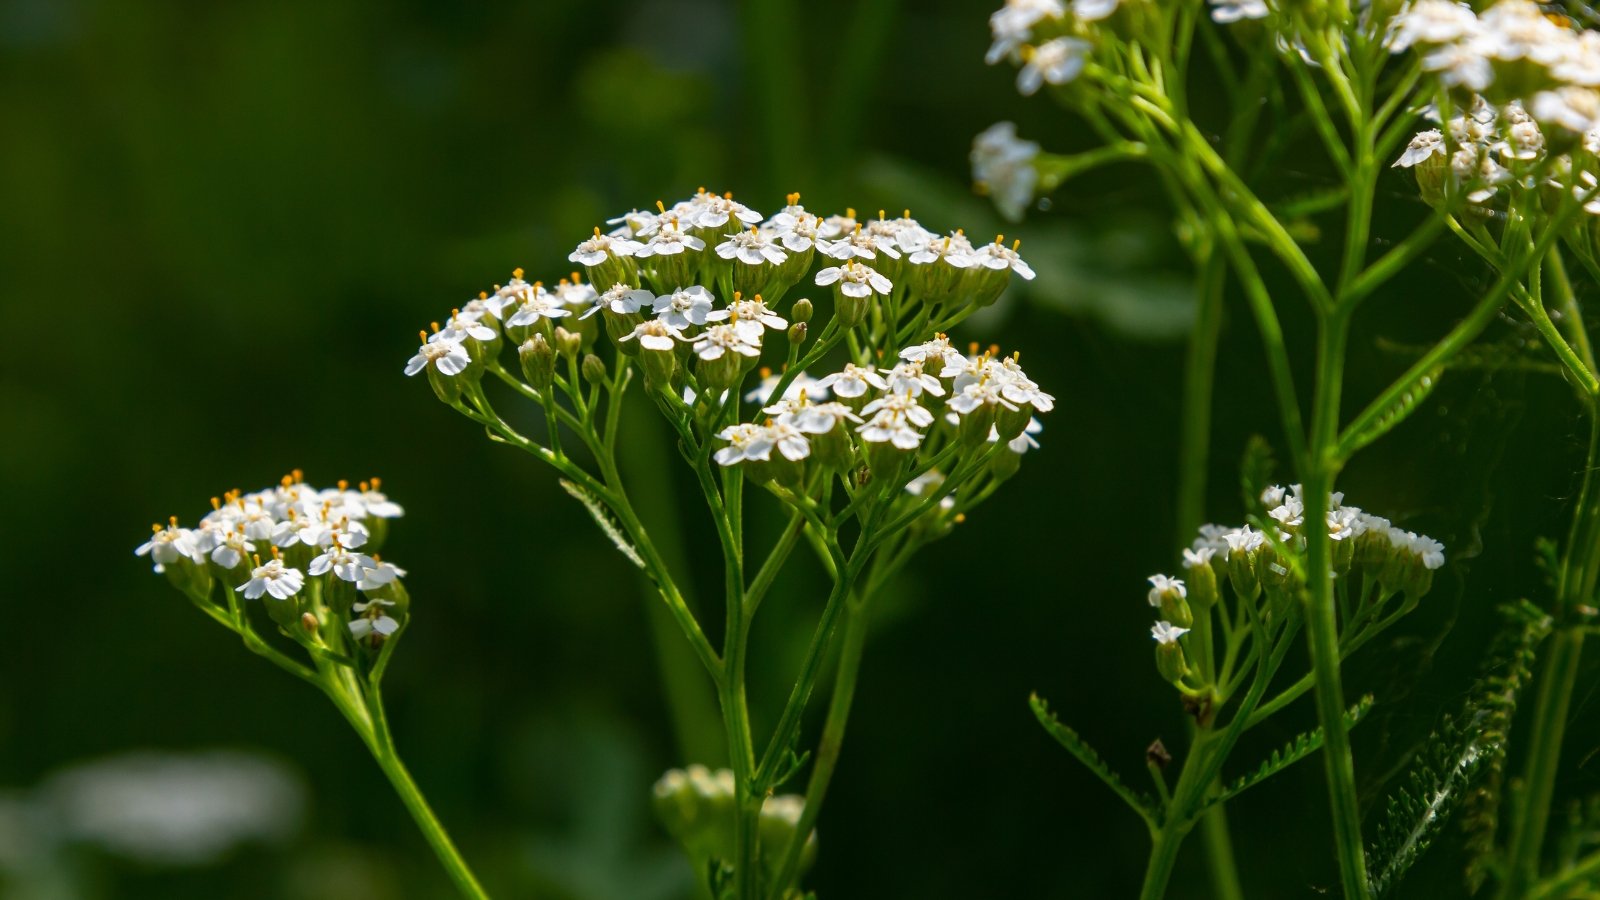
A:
[6,0,1600,897]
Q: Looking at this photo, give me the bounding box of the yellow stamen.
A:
[513,267,524,279]
[1013,238,1022,251]
[656,200,667,213]
[419,329,428,342]
[210,496,221,511]
[787,191,800,205]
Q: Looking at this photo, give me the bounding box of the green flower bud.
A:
[786,321,808,345]
[581,353,608,385]
[1147,575,1192,628]
[519,335,556,390]
[988,445,1023,480]
[696,351,744,393]
[1227,541,1262,603]
[957,403,997,449]
[1183,549,1219,612]
[994,400,1033,442]
[791,297,814,324]
[427,363,464,405]
[809,424,855,472]
[554,326,583,359]
[1153,623,1189,683]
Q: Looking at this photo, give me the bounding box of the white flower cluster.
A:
[407,191,1036,396]
[136,472,407,640]
[972,122,1042,222]
[1186,484,1445,570]
[713,337,1053,476]
[1392,0,1600,134]
[1393,96,1600,213]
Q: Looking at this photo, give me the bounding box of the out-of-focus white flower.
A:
[1017,37,1091,96]
[135,521,201,570]
[1389,0,1479,51]
[1151,621,1190,645]
[1209,0,1268,23]
[987,0,1064,65]
[745,372,830,405]
[972,122,1040,222]
[714,423,774,466]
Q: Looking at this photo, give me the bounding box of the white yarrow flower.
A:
[1017,37,1091,96]
[236,558,305,601]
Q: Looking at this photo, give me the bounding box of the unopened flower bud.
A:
[555,324,586,357]
[519,335,556,390]
[581,353,608,385]
[994,401,1033,442]
[791,297,814,324]
[1182,548,1218,611]
[1227,545,1261,602]
[301,612,320,633]
[786,321,808,345]
[988,445,1023,480]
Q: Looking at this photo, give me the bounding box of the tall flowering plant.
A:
[404,190,1049,898]
[980,0,1600,897]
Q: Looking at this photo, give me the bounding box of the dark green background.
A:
[6,0,1600,896]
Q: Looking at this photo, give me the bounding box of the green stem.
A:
[322,676,489,900]
[1503,410,1600,897]
[767,591,872,898]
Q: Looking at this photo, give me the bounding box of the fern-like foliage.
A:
[1344,364,1444,458]
[1463,600,1552,894]
[1030,693,1159,827]
[559,478,646,569]
[1366,600,1551,897]
[1199,696,1374,813]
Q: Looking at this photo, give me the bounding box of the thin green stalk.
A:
[1503,410,1600,897]
[767,591,872,899]
[321,675,489,900]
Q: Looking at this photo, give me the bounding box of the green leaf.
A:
[1366,601,1551,897]
[559,478,646,569]
[1030,693,1159,826]
[1342,364,1444,458]
[1200,695,1374,813]
[1240,434,1277,520]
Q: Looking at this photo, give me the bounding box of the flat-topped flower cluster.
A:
[136,472,408,642]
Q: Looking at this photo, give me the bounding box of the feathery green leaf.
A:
[1031,693,1159,827]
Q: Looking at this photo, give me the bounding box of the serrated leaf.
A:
[1200,696,1374,812]
[1367,601,1551,897]
[1344,366,1444,458]
[1031,693,1159,826]
[559,478,646,569]
[1240,434,1277,520]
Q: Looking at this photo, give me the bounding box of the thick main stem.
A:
[1304,311,1371,900]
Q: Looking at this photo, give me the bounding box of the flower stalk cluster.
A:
[136,474,487,899]
[406,189,1046,898]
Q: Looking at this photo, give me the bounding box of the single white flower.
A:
[308,546,376,582]
[764,397,861,434]
[1209,0,1268,23]
[404,334,471,377]
[972,122,1040,222]
[569,228,642,266]
[1388,0,1479,51]
[355,559,407,591]
[236,558,305,601]
[360,482,404,518]
[815,261,893,297]
[581,283,655,320]
[135,522,201,569]
[652,285,716,329]
[1410,534,1446,569]
[1531,87,1600,135]
[210,531,255,570]
[900,335,967,370]
[1073,0,1118,21]
[714,423,774,466]
[907,232,977,268]
[707,296,788,343]
[1151,621,1190,645]
[815,363,888,399]
[746,372,830,405]
[1147,574,1187,607]
[348,599,400,640]
[1183,547,1216,568]
[692,323,763,361]
[986,0,1064,65]
[1393,129,1445,167]
[1422,41,1493,92]
[818,225,901,262]
[555,276,599,310]
[506,288,572,328]
[972,238,1037,279]
[881,360,946,398]
[857,392,935,449]
[685,190,764,230]
[636,220,706,257]
[1017,37,1091,96]
[620,318,687,352]
[606,208,660,236]
[716,228,789,266]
